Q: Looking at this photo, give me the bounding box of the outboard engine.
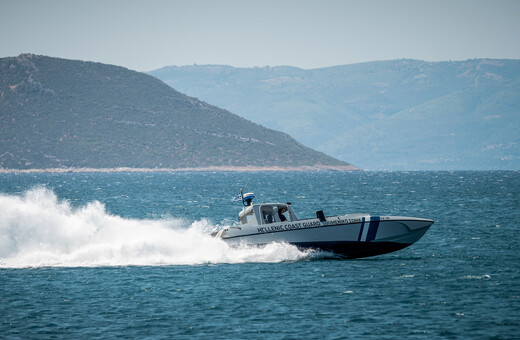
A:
[243,192,255,206]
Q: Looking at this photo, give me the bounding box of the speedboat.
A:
[214,192,434,258]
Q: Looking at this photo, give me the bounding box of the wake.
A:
[0,187,310,268]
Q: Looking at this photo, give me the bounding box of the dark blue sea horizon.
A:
[1,171,519,338]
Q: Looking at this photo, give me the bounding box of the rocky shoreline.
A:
[0,164,360,174]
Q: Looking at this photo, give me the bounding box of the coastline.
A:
[0,165,361,174]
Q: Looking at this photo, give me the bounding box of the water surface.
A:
[1,171,518,338]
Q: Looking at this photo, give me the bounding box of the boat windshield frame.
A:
[239,203,299,225]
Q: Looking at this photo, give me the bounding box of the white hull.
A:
[219,214,433,258]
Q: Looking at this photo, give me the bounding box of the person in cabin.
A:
[278,210,287,222]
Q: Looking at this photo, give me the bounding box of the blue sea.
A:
[1,171,519,339]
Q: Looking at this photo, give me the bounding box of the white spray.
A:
[0,187,310,268]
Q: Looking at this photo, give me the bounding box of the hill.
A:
[149,59,520,170]
[0,54,355,170]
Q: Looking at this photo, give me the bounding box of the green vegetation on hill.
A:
[150,59,520,170]
[0,54,351,170]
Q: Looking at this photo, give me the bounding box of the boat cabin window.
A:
[262,211,274,224]
[260,205,291,224]
[240,209,256,225]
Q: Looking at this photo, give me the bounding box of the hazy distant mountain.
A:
[149,59,520,170]
[0,54,353,170]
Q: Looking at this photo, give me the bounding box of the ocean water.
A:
[0,171,519,339]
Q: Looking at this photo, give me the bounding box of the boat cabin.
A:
[239,203,299,225]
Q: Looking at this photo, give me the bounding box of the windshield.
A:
[260,205,290,224]
[239,208,256,225]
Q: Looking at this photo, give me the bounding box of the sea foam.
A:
[0,187,309,268]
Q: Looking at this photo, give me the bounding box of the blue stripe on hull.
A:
[366,216,380,242]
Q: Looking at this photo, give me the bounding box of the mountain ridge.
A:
[150,59,520,170]
[0,54,356,170]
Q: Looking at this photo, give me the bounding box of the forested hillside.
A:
[0,54,354,170]
[150,59,520,170]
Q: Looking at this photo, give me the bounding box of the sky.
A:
[1,0,520,72]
